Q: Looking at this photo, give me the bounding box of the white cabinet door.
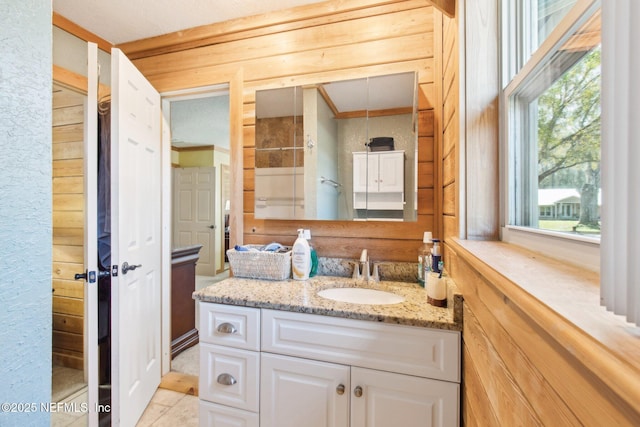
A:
[261,353,350,427]
[351,367,459,427]
[353,152,373,193]
[353,152,404,194]
[377,151,404,193]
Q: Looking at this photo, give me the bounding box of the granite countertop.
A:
[193,275,463,331]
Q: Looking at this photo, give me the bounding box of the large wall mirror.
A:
[254,71,418,221]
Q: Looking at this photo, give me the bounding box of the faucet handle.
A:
[350,261,361,279]
[372,261,392,282]
[371,263,380,282]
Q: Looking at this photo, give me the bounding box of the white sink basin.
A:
[317,287,405,305]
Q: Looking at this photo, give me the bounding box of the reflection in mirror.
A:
[254,72,418,221]
[255,87,304,219]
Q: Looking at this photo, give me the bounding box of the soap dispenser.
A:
[292,229,311,280]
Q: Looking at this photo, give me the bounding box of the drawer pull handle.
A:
[217,323,237,334]
[354,386,363,398]
[336,384,345,395]
[217,373,237,386]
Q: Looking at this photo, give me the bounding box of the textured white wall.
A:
[171,94,230,149]
[0,1,53,425]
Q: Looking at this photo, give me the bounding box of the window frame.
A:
[500,0,601,272]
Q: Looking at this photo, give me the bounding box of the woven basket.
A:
[226,245,292,280]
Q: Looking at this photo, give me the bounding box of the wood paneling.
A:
[119,0,432,59]
[52,84,85,369]
[450,240,640,426]
[124,1,440,261]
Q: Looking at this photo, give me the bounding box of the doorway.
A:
[164,85,231,379]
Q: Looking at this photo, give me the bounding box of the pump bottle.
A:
[431,239,442,274]
[417,232,433,286]
[292,229,311,280]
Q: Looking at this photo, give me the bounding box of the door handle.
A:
[122,262,142,275]
[208,225,215,229]
[75,270,110,282]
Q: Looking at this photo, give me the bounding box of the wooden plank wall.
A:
[448,242,640,426]
[124,0,439,262]
[440,9,459,246]
[52,84,85,370]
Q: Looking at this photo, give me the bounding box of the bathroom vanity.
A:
[193,276,463,427]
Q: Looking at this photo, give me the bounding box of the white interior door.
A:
[173,166,217,275]
[110,48,162,427]
[85,42,100,427]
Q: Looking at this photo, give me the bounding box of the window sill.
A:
[448,238,640,411]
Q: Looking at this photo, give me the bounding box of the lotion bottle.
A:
[292,229,311,280]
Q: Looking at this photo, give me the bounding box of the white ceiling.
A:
[52,0,327,45]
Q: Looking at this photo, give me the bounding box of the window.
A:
[503,0,601,266]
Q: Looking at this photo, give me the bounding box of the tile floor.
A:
[50,386,199,426]
[136,388,199,426]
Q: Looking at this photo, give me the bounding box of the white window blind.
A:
[600,0,640,324]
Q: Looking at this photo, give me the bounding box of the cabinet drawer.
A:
[199,303,260,351]
[199,400,259,427]
[262,309,460,383]
[200,343,260,412]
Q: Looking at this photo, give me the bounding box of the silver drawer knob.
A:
[354,386,363,398]
[217,373,237,386]
[336,384,345,395]
[217,322,237,334]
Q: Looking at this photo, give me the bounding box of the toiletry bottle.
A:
[292,229,311,280]
[417,231,433,286]
[426,270,447,307]
[304,229,318,277]
[431,239,442,274]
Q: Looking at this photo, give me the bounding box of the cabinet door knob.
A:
[217,373,237,386]
[354,386,363,398]
[217,322,237,334]
[336,384,345,395]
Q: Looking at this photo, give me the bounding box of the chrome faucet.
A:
[359,249,370,281]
